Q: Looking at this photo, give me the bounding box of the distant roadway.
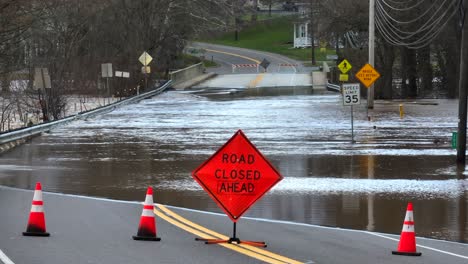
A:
[190,42,307,74]
[189,42,315,90]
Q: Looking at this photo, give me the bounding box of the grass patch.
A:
[241,13,284,21]
[202,58,218,68]
[200,16,336,63]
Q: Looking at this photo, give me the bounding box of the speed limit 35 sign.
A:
[342,83,360,106]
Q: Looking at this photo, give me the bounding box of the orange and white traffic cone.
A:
[23,182,50,237]
[132,186,161,241]
[392,202,421,256]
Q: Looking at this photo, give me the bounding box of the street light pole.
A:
[457,0,468,165]
[368,0,375,109]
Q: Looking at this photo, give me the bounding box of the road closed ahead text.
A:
[192,129,283,221]
[216,153,261,194]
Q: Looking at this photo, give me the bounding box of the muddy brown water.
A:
[0,90,466,243]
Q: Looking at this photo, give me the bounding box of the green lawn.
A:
[200,16,336,64]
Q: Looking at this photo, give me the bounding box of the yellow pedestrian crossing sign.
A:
[338,59,352,74]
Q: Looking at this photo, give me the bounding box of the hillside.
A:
[201,16,335,64]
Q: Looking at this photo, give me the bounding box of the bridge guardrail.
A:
[0,80,172,146]
[326,81,341,93]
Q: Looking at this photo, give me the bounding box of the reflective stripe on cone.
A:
[132,186,161,241]
[23,182,50,237]
[392,202,421,256]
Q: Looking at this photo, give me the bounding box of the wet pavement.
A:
[2,186,467,264]
[0,90,467,243]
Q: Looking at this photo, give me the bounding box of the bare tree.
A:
[0,0,37,92]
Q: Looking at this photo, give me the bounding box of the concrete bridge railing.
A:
[0,81,172,152]
[170,63,205,89]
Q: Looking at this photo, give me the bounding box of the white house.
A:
[293,22,311,48]
[293,3,312,48]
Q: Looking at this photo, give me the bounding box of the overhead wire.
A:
[376,8,457,48]
[345,32,358,49]
[380,0,428,12]
[377,0,450,25]
[375,12,457,49]
[383,0,420,5]
[376,0,456,38]
[375,0,460,49]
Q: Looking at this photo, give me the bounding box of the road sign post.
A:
[342,83,361,143]
[139,52,153,91]
[34,68,52,122]
[192,130,283,247]
[101,63,113,104]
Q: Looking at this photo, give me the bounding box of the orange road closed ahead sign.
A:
[192,130,283,222]
[355,63,381,88]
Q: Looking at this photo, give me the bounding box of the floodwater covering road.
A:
[0,90,467,243]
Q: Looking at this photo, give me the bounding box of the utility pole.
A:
[368,0,375,109]
[457,0,468,165]
[310,0,316,65]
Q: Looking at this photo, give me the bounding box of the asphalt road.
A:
[1,186,467,264]
[191,42,308,74]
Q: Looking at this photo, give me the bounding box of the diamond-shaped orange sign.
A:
[192,130,283,222]
[355,63,380,88]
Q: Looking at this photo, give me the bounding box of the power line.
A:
[377,0,451,25]
[380,0,428,12]
[375,0,460,48]
[377,0,456,38]
[376,8,458,49]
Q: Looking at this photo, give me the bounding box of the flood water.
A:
[0,90,467,243]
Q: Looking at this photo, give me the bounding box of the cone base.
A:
[132,235,161,241]
[392,250,421,256]
[23,231,50,237]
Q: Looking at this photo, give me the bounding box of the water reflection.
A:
[0,91,466,242]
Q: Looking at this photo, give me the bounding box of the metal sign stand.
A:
[139,52,153,93]
[106,77,110,104]
[351,105,354,143]
[195,222,266,247]
[144,72,147,92]
[101,63,113,105]
[342,83,360,144]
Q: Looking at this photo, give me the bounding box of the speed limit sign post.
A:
[342,83,361,143]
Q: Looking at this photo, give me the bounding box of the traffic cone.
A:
[23,182,50,237]
[132,186,161,241]
[392,202,421,256]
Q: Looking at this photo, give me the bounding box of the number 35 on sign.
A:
[342,83,361,106]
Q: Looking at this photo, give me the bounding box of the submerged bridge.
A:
[192,73,323,93]
[178,43,329,95]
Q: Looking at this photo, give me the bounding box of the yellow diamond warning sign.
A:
[355,63,380,88]
[338,59,352,74]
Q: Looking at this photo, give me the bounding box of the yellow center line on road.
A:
[248,73,265,88]
[153,206,285,264]
[204,48,261,64]
[155,204,304,264]
[205,48,266,89]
